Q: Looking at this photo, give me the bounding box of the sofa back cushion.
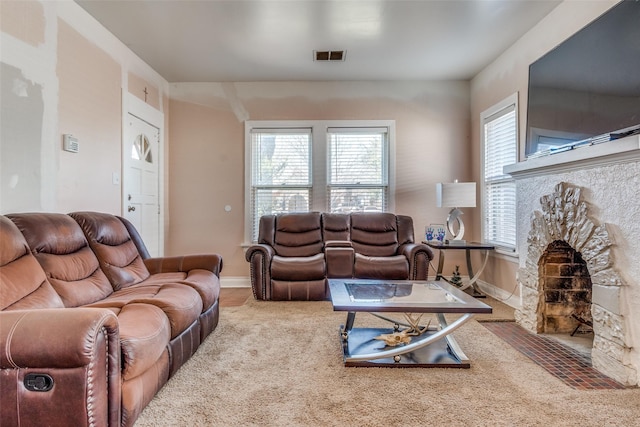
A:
[350,212,400,257]
[396,214,415,246]
[322,213,351,241]
[70,211,150,290]
[0,216,64,310]
[260,212,323,257]
[8,213,114,307]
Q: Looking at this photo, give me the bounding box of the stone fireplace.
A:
[505,137,640,386]
[515,182,625,354]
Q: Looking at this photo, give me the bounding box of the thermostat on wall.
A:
[63,134,79,153]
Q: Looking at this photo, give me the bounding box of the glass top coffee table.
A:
[328,279,492,368]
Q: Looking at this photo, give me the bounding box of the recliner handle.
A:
[24,373,54,392]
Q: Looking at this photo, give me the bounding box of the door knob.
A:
[128,206,136,212]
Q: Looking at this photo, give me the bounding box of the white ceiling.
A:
[76,0,562,83]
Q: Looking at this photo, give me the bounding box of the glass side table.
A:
[424,241,495,298]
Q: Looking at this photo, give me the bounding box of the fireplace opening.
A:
[539,240,593,335]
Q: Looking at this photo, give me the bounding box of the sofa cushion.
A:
[142,271,220,312]
[8,213,114,307]
[270,212,323,257]
[110,303,171,381]
[0,216,64,310]
[322,213,351,241]
[353,253,409,280]
[350,212,399,257]
[87,283,203,339]
[271,253,325,281]
[71,212,151,290]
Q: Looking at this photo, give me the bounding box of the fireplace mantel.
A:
[505,134,640,179]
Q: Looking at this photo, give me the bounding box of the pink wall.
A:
[57,19,121,213]
[0,0,45,47]
[168,82,471,278]
[168,99,246,274]
[128,72,161,111]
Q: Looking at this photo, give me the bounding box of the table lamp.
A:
[436,180,476,244]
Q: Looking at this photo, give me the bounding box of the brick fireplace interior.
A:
[540,240,593,336]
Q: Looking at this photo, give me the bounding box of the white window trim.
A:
[243,120,396,245]
[480,93,519,258]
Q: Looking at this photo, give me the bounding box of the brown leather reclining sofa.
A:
[246,212,433,300]
[0,212,222,427]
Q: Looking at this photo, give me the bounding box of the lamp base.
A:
[446,208,466,241]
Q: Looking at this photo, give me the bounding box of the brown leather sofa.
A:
[246,212,433,301]
[0,212,222,427]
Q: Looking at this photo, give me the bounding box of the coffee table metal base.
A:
[340,327,470,368]
[339,312,473,368]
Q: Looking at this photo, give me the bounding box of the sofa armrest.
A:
[245,243,275,262]
[325,242,354,278]
[0,308,121,427]
[245,244,275,300]
[398,243,434,280]
[144,254,223,277]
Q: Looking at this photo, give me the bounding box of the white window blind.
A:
[249,128,312,240]
[327,127,388,213]
[482,100,517,251]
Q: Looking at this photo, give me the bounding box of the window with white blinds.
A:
[481,94,518,252]
[245,121,394,242]
[328,127,388,213]
[248,128,312,240]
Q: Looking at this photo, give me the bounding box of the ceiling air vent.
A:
[314,50,346,62]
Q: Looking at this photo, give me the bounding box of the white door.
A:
[123,114,160,257]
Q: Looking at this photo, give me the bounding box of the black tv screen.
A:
[525,0,640,158]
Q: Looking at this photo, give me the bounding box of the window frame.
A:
[244,120,396,244]
[480,93,518,256]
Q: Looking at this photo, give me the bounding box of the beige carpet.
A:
[470,295,515,322]
[135,299,638,426]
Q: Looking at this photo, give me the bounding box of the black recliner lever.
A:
[24,373,54,392]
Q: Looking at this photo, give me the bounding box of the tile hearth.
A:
[483,322,625,390]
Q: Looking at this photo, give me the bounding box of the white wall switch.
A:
[112,172,120,185]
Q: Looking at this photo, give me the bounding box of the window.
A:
[481,94,518,252]
[249,128,312,239]
[132,134,153,162]
[327,127,388,213]
[245,121,394,242]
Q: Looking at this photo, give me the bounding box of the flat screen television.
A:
[525,0,640,158]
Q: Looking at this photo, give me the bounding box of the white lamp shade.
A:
[436,182,476,208]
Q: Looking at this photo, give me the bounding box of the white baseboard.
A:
[475,279,521,309]
[220,276,251,288]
